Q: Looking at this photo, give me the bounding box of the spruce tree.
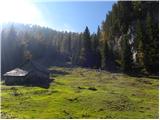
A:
[101,41,109,69]
[121,35,133,73]
[144,12,159,73]
[134,20,146,74]
[79,26,92,67]
[96,26,101,68]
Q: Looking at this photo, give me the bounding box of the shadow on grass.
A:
[146,76,159,79]
[49,69,69,75]
[126,72,159,79]
[24,78,53,89]
[4,78,54,89]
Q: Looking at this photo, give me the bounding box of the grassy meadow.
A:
[1,67,159,119]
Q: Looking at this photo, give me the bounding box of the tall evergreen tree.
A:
[144,12,159,73]
[101,41,108,69]
[79,26,92,67]
[121,35,133,73]
[134,20,146,74]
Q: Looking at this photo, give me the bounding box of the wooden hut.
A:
[3,61,50,86]
[3,68,29,85]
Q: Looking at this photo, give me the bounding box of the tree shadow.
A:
[4,78,54,89]
[87,67,159,79]
[25,78,54,89]
[146,76,159,79]
[125,72,159,79]
[49,69,69,75]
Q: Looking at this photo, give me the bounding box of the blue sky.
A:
[35,1,116,33]
[0,0,116,33]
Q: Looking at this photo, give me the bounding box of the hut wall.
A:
[4,76,26,85]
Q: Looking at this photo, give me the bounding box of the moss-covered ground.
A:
[1,67,159,118]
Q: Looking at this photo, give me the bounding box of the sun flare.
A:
[0,0,46,26]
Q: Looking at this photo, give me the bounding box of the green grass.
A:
[1,67,159,118]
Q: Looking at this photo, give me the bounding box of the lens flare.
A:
[0,0,46,26]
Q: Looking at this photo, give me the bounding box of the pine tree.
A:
[144,12,159,73]
[134,20,146,74]
[121,35,133,73]
[67,32,71,54]
[79,26,92,67]
[96,26,101,68]
[101,40,109,69]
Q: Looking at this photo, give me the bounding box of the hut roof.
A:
[20,60,49,75]
[3,60,49,78]
[4,68,28,77]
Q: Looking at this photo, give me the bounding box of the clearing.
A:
[1,67,159,118]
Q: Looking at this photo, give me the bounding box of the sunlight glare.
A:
[0,0,46,26]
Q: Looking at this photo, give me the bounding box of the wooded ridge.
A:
[1,1,159,75]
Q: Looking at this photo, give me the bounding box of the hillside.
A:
[1,67,158,119]
[1,1,159,75]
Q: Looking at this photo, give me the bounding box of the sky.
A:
[0,0,116,33]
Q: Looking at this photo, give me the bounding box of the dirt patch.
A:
[66,97,79,102]
[77,86,97,91]
[88,87,97,91]
[32,89,58,95]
